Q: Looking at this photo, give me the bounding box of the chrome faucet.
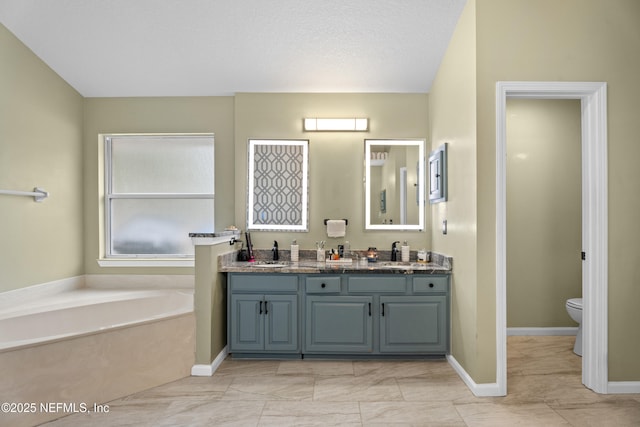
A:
[272,240,279,261]
[391,241,400,261]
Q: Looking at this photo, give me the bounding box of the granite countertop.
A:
[219,250,452,275]
[189,230,241,245]
[189,230,240,238]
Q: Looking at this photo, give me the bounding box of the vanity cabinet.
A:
[304,274,449,356]
[228,274,299,354]
[227,272,450,358]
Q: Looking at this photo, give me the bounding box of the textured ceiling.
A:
[0,0,467,97]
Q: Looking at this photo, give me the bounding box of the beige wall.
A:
[82,97,235,275]
[432,0,640,384]
[234,93,431,252]
[429,0,482,380]
[476,0,640,381]
[0,24,84,292]
[194,245,232,364]
[506,99,581,327]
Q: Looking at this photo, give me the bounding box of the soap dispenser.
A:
[290,239,299,262]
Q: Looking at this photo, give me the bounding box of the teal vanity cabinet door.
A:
[228,274,300,354]
[264,294,298,351]
[379,296,448,353]
[305,296,374,353]
[229,294,264,351]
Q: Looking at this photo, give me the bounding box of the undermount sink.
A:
[377,262,421,270]
[250,261,289,268]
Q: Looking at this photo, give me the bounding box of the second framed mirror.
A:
[364,139,425,230]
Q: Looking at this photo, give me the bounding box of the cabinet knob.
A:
[429,283,434,288]
[321,283,326,288]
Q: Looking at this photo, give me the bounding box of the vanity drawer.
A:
[347,276,407,293]
[412,276,449,293]
[230,274,298,293]
[306,276,341,293]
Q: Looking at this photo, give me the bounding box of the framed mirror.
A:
[247,139,309,231]
[365,139,425,230]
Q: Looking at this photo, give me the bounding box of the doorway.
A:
[506,98,582,337]
[495,82,608,395]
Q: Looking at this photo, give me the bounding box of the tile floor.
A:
[45,336,640,426]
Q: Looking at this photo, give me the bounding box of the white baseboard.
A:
[190,364,214,376]
[607,381,640,394]
[507,327,578,336]
[447,354,640,396]
[191,346,228,377]
[447,355,504,397]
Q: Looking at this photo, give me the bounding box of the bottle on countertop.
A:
[401,240,410,262]
[367,247,378,262]
[417,249,428,263]
[291,239,299,262]
[316,241,325,262]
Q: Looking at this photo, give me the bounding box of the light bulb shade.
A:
[303,118,368,132]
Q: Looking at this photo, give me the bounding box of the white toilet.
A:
[565,298,583,356]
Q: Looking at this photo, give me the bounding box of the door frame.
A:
[496,81,608,394]
[400,167,408,224]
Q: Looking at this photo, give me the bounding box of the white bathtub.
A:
[0,287,193,351]
[0,277,196,427]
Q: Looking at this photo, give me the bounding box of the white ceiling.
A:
[0,0,467,97]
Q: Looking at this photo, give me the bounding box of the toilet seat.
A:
[566,298,582,310]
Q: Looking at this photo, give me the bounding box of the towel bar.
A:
[0,187,49,202]
[324,219,348,225]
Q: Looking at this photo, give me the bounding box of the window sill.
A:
[97,258,194,268]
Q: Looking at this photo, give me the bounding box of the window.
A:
[103,134,214,262]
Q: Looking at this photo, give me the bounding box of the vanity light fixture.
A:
[303,118,368,132]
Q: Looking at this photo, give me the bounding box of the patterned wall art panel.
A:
[247,139,309,231]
